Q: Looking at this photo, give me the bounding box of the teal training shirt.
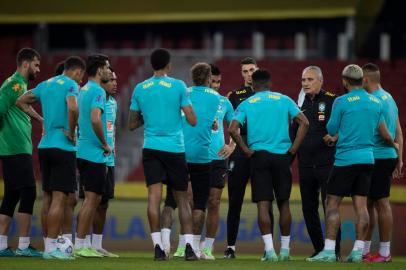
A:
[327,88,384,166]
[32,75,79,152]
[209,95,234,161]
[233,90,300,154]
[183,86,220,163]
[106,95,117,166]
[371,88,398,159]
[130,76,191,153]
[77,80,107,163]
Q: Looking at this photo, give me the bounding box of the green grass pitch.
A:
[1,253,406,270]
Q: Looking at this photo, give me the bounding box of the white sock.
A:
[62,233,72,242]
[193,235,201,252]
[75,237,85,249]
[0,235,7,250]
[379,242,390,257]
[262,234,274,251]
[199,240,205,250]
[18,237,30,250]
[227,245,235,251]
[184,234,193,248]
[45,237,57,253]
[84,235,92,248]
[92,234,103,250]
[324,239,336,251]
[363,241,372,255]
[43,237,46,251]
[177,234,185,248]
[204,237,215,251]
[353,240,365,251]
[161,228,171,252]
[151,232,163,249]
[281,235,290,250]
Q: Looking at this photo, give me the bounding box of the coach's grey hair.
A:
[302,66,323,80]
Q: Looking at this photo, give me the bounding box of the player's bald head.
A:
[362,63,381,83]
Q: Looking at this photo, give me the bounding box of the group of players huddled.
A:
[0,47,403,264]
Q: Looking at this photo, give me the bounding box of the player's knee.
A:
[207,196,220,211]
[0,192,20,217]
[18,187,36,214]
[376,198,391,213]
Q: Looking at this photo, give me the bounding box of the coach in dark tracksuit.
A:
[292,66,341,259]
[224,57,274,259]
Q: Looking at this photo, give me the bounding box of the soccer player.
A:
[52,60,81,243]
[200,64,234,259]
[361,63,403,262]
[229,69,309,262]
[308,64,398,263]
[128,48,198,261]
[292,66,341,259]
[183,63,221,256]
[225,57,259,258]
[91,67,119,257]
[74,54,112,258]
[0,48,41,257]
[17,56,86,260]
[162,63,221,259]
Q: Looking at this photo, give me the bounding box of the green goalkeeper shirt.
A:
[0,71,32,156]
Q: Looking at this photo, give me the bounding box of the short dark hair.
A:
[362,63,380,73]
[64,56,86,71]
[252,69,271,89]
[191,63,211,86]
[16,48,40,67]
[210,64,221,76]
[342,76,363,86]
[86,54,109,77]
[241,57,256,66]
[55,61,65,76]
[150,48,170,71]
[362,63,380,83]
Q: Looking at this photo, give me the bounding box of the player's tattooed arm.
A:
[228,120,254,157]
[15,91,43,123]
[128,110,144,131]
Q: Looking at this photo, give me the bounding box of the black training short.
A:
[189,162,211,210]
[142,148,189,191]
[101,166,115,203]
[210,159,228,189]
[0,154,36,190]
[327,164,374,197]
[250,151,292,203]
[369,158,397,200]
[77,158,107,195]
[39,148,76,193]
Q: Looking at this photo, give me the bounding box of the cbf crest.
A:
[318,102,326,112]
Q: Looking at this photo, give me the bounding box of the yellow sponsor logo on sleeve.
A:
[347,96,360,102]
[236,89,247,95]
[143,81,154,89]
[248,97,261,103]
[159,81,171,88]
[204,88,217,95]
[56,79,65,85]
[268,94,281,100]
[369,96,380,104]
